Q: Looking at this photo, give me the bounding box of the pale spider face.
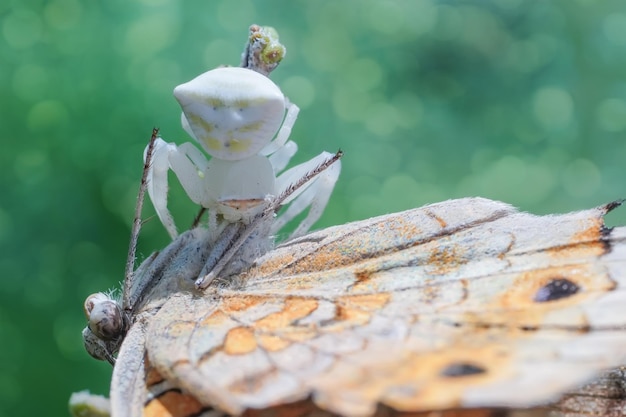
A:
[174,67,286,161]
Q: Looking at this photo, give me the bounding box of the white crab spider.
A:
[147,66,341,241]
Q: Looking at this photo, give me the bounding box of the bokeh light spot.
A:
[43,0,82,31]
[562,159,601,198]
[603,13,626,45]
[2,9,42,49]
[127,57,180,92]
[26,100,69,131]
[282,76,315,109]
[492,0,523,9]
[124,13,180,57]
[380,174,443,210]
[102,176,138,220]
[480,155,527,199]
[392,91,424,129]
[505,40,542,73]
[366,1,405,35]
[54,311,88,359]
[349,193,384,221]
[532,87,573,130]
[596,98,626,132]
[14,150,51,186]
[12,64,48,102]
[406,0,438,37]
[23,246,65,308]
[0,374,20,408]
[350,140,401,178]
[139,0,174,5]
[345,58,383,92]
[436,5,463,40]
[303,30,355,72]
[457,6,507,55]
[460,155,556,206]
[217,0,256,32]
[365,101,400,137]
[203,39,241,69]
[332,86,372,122]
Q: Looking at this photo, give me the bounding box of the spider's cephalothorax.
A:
[147,66,341,242]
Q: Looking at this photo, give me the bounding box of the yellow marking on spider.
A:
[226,138,253,152]
[203,136,223,151]
[232,99,251,109]
[205,97,226,108]
[188,113,215,134]
[238,121,264,133]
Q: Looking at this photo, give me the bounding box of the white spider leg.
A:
[271,152,341,238]
[166,144,212,207]
[177,142,210,173]
[259,98,300,156]
[146,138,178,239]
[180,112,196,142]
[268,140,297,174]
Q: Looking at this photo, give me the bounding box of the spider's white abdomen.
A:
[206,155,275,222]
[174,67,286,161]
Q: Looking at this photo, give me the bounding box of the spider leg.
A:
[195,151,341,289]
[168,142,211,206]
[272,151,342,238]
[147,138,212,238]
[259,98,299,156]
[146,138,179,239]
[268,140,298,174]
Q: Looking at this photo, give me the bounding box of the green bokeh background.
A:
[2,1,626,416]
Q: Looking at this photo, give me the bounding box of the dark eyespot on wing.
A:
[533,278,580,302]
[440,362,487,377]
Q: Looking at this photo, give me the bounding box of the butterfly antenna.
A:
[123,128,159,310]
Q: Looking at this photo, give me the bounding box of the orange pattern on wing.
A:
[254,298,320,330]
[224,327,258,355]
[144,391,205,417]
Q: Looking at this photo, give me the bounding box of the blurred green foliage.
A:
[1,1,626,416]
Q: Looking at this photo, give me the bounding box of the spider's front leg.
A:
[145,138,211,239]
[268,140,298,173]
[271,151,342,239]
[260,98,300,156]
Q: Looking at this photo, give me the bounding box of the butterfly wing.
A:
[110,321,149,417]
[145,197,626,416]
